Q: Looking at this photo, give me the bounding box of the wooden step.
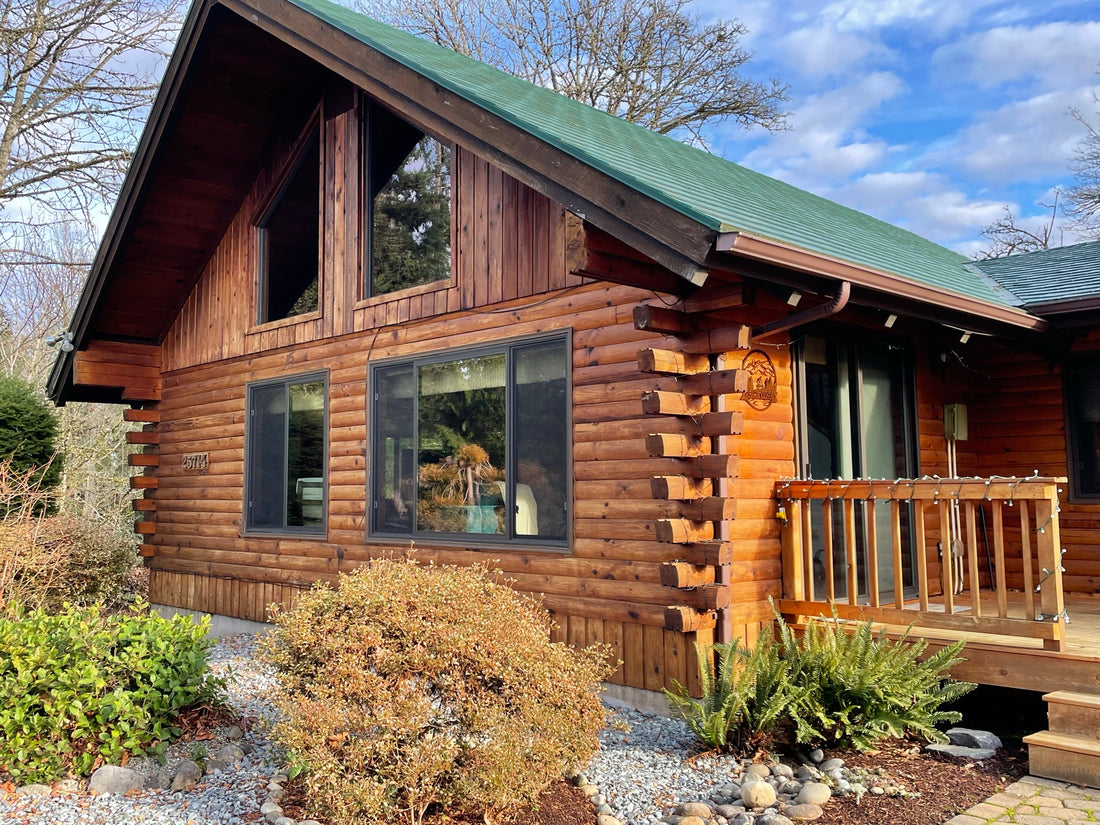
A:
[1044,690,1100,737]
[1024,730,1100,786]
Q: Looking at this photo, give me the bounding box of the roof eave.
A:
[47,0,217,404]
[717,230,1049,334]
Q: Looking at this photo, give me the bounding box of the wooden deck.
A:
[775,477,1100,695]
[849,590,1100,695]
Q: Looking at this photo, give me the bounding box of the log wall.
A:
[961,330,1100,594]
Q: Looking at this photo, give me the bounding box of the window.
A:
[364,98,452,297]
[257,122,321,324]
[371,334,569,545]
[794,333,918,600]
[1066,359,1100,499]
[246,373,328,533]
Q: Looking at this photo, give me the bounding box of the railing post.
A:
[1035,482,1066,652]
[782,498,805,601]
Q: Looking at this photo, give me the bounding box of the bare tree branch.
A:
[360,0,787,147]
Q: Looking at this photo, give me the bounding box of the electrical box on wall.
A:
[944,403,968,441]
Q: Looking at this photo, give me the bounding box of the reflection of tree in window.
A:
[371,337,568,543]
[366,99,451,297]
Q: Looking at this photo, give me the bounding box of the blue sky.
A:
[696,0,1100,256]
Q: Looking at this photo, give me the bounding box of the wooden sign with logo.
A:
[741,350,778,411]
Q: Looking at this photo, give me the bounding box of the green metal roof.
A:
[291,0,1013,308]
[972,240,1100,308]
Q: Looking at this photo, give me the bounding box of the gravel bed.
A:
[589,703,754,825]
[0,633,877,825]
[0,634,285,825]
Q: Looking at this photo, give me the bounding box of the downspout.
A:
[751,281,851,339]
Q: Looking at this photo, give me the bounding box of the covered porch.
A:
[774,476,1100,694]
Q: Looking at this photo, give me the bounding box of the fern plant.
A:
[776,610,975,751]
[664,627,803,754]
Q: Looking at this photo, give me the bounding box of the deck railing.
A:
[775,477,1067,651]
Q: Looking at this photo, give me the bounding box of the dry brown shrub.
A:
[262,558,614,825]
[0,456,136,612]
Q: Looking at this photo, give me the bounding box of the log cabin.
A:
[43,0,1100,777]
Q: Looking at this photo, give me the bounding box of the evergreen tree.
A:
[0,375,62,501]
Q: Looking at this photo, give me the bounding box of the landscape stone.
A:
[171,758,204,791]
[946,727,1003,750]
[771,764,794,778]
[680,802,714,817]
[225,725,244,740]
[204,759,229,773]
[15,784,52,797]
[796,782,831,806]
[925,743,997,760]
[145,773,172,790]
[679,817,706,825]
[746,764,772,777]
[216,744,246,764]
[818,758,844,771]
[808,749,824,763]
[274,818,295,825]
[784,803,824,821]
[757,814,793,825]
[596,815,623,825]
[56,779,83,794]
[742,781,778,808]
[88,765,144,795]
[717,804,746,818]
[731,815,756,825]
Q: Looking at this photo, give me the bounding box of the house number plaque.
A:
[182,452,209,471]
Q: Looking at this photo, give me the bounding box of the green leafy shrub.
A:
[0,602,225,782]
[664,628,806,754]
[0,376,61,510]
[777,611,976,751]
[263,559,613,825]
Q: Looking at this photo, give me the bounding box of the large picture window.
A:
[1066,359,1100,499]
[364,98,452,298]
[371,335,569,545]
[256,122,321,324]
[246,373,328,534]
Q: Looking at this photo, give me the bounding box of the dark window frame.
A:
[244,371,329,536]
[360,94,455,302]
[368,332,571,549]
[1064,356,1100,501]
[254,109,324,326]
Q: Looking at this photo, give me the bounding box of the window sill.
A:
[367,533,571,555]
[247,310,322,336]
[355,277,453,309]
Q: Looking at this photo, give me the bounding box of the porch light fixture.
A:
[884,313,897,328]
[787,290,802,306]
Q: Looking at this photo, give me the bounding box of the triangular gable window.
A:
[257,120,321,323]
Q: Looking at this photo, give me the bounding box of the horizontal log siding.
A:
[148,274,785,692]
[962,334,1100,594]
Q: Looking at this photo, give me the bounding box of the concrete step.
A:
[1024,730,1100,786]
[1044,690,1100,737]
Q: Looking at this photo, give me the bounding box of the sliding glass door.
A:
[796,334,917,601]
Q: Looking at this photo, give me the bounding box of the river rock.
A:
[88,765,144,795]
[796,782,831,806]
[925,743,997,760]
[215,744,246,764]
[680,802,714,817]
[171,758,204,791]
[742,781,777,808]
[785,803,824,821]
[746,763,772,777]
[15,784,51,797]
[818,758,844,771]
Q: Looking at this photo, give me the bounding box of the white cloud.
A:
[817,0,1001,35]
[933,21,1100,92]
[943,87,1098,181]
[834,171,1009,250]
[776,26,891,78]
[736,72,904,184]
